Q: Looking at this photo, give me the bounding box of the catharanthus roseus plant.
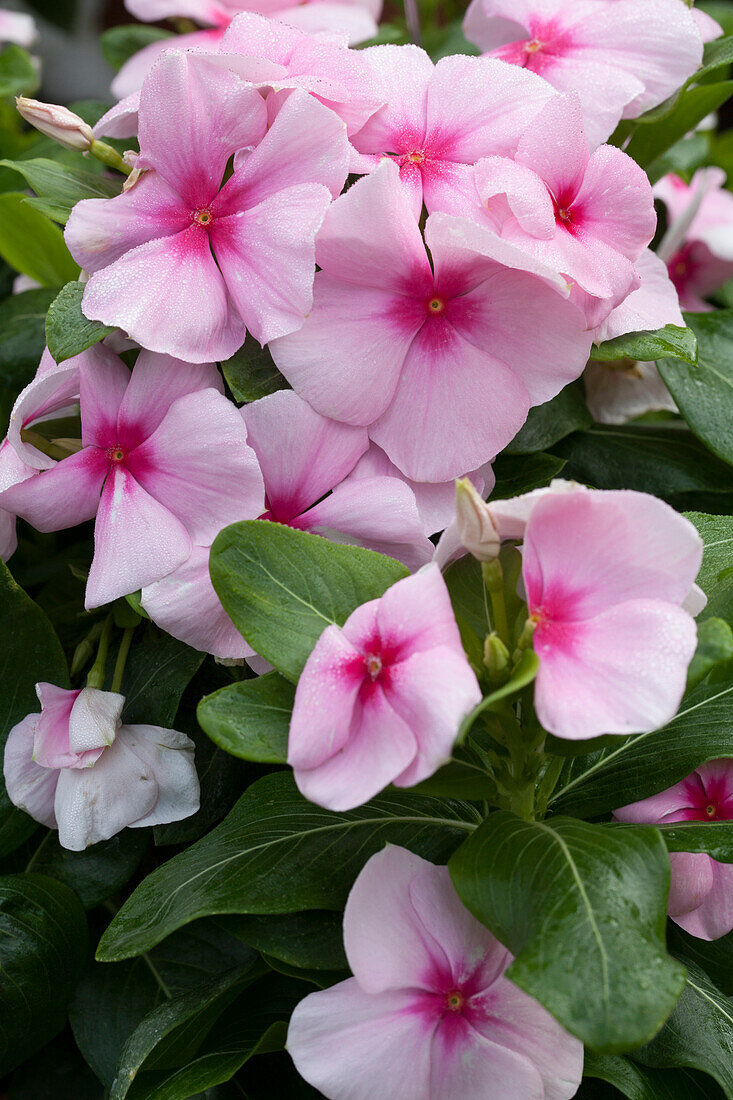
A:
[0,0,732,1095]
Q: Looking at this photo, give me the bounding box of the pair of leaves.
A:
[0,157,121,224]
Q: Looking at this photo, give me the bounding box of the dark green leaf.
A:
[503,384,591,454]
[96,771,479,961]
[626,81,733,180]
[668,925,733,998]
[406,759,497,800]
[120,630,204,727]
[24,830,148,909]
[0,45,38,98]
[550,680,733,818]
[449,813,685,1051]
[221,337,289,403]
[8,1036,103,1100]
[210,521,408,682]
[0,192,79,286]
[224,910,347,971]
[0,287,55,386]
[632,960,733,1097]
[0,158,121,224]
[591,325,698,366]
[198,671,294,764]
[490,452,566,498]
[686,617,733,688]
[698,33,733,82]
[457,651,539,741]
[686,511,733,623]
[0,874,88,1074]
[101,25,174,72]
[46,281,116,364]
[583,1052,723,1100]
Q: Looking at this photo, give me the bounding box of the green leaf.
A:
[224,910,347,971]
[686,617,733,689]
[0,44,38,98]
[8,1036,104,1099]
[0,560,68,856]
[626,81,733,180]
[96,771,479,961]
[406,759,497,801]
[221,337,289,403]
[697,32,733,82]
[632,960,733,1097]
[119,630,204,727]
[550,681,733,819]
[457,651,539,742]
[668,925,733,998]
[0,874,88,1074]
[210,521,409,682]
[659,311,733,467]
[45,280,116,363]
[449,813,685,1051]
[504,383,591,454]
[651,821,733,861]
[0,192,79,286]
[583,1052,723,1100]
[101,25,174,71]
[0,158,121,224]
[591,325,698,366]
[198,671,294,764]
[490,452,566,498]
[0,288,55,387]
[23,830,148,909]
[686,511,733,623]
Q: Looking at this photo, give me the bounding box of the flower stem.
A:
[403,0,422,45]
[482,559,510,647]
[86,613,114,689]
[111,626,136,694]
[89,138,131,176]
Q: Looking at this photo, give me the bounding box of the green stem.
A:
[536,755,565,818]
[89,138,131,176]
[25,829,52,872]
[111,626,136,694]
[482,559,510,647]
[86,613,114,689]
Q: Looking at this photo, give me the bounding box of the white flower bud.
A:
[16,97,94,151]
[455,478,500,562]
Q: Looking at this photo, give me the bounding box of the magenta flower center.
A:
[524,38,543,53]
[427,296,446,315]
[445,989,466,1014]
[106,445,126,464]
[364,653,383,680]
[193,207,214,228]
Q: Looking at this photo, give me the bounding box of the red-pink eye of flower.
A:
[364,654,383,680]
[525,39,542,53]
[193,208,214,227]
[406,151,425,164]
[106,445,126,463]
[557,207,571,222]
[445,990,465,1013]
[706,803,717,818]
[427,297,445,315]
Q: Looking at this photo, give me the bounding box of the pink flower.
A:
[521,488,702,739]
[615,760,733,940]
[349,45,554,219]
[0,8,36,46]
[140,390,435,658]
[0,350,264,609]
[656,169,733,311]
[4,684,199,850]
[288,845,584,1099]
[0,439,34,561]
[270,161,593,483]
[463,0,705,146]
[288,565,481,809]
[66,52,349,363]
[460,93,656,326]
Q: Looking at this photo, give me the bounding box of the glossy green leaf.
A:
[626,81,733,180]
[490,452,567,499]
[100,25,174,71]
[96,771,479,961]
[210,521,408,682]
[504,384,591,454]
[653,821,733,860]
[686,617,733,688]
[686,511,733,624]
[0,192,79,286]
[0,288,55,387]
[583,1052,723,1100]
[591,325,698,366]
[224,910,347,971]
[23,829,148,908]
[0,158,121,223]
[45,280,116,364]
[668,925,733,998]
[0,44,38,97]
[407,759,498,801]
[119,630,204,727]
[221,337,289,403]
[449,813,685,1050]
[0,874,87,1074]
[197,671,294,764]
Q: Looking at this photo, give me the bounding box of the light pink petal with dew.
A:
[7,349,95,469]
[594,248,684,344]
[426,54,554,164]
[93,92,140,140]
[390,646,481,786]
[377,564,464,658]
[111,29,225,100]
[343,846,450,992]
[520,221,638,301]
[128,388,264,545]
[430,1017,546,1100]
[33,684,79,769]
[79,349,130,449]
[4,715,58,828]
[614,777,696,827]
[80,228,246,364]
[673,859,733,941]
[136,51,267,207]
[294,682,417,810]
[471,976,584,1100]
[584,360,676,426]
[369,317,530,482]
[270,276,424,426]
[298,476,434,572]
[315,161,433,294]
[514,93,588,203]
[474,155,555,238]
[86,465,191,609]
[523,490,703,617]
[462,0,531,52]
[54,735,159,851]
[573,144,656,260]
[533,599,697,740]
[142,544,252,659]
[288,623,365,770]
[351,44,435,156]
[212,184,332,346]
[119,724,199,828]
[0,507,17,563]
[116,352,222,449]
[243,390,367,521]
[287,979,434,1100]
[68,688,123,755]
[64,173,191,275]
[213,90,349,209]
[0,447,107,533]
[278,1,378,43]
[0,436,34,499]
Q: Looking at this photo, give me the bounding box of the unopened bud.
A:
[455,478,500,562]
[484,632,510,681]
[16,97,94,151]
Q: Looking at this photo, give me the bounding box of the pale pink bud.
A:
[455,478,500,562]
[16,97,94,151]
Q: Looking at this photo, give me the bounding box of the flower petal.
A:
[0,447,108,533]
[4,715,58,829]
[119,724,199,828]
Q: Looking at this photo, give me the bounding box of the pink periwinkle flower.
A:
[288,565,481,810]
[656,169,733,312]
[4,684,199,851]
[140,390,436,658]
[0,439,34,561]
[0,349,264,609]
[463,0,705,147]
[615,760,733,940]
[521,488,702,739]
[349,45,554,219]
[270,161,593,483]
[0,8,36,46]
[66,52,350,363]
[288,845,584,1099]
